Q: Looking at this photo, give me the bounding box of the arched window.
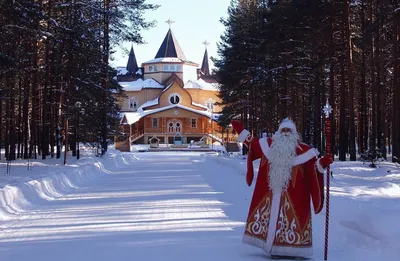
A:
[168,93,181,105]
[168,122,174,132]
[129,97,138,109]
[167,120,183,133]
[206,98,215,111]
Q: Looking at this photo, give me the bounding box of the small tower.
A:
[200,40,210,76]
[126,45,139,75]
[142,18,199,83]
[154,18,187,60]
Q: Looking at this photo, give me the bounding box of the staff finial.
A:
[323,98,332,117]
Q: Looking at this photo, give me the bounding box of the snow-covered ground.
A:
[0,149,399,260]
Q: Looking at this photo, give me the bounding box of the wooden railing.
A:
[128,129,235,143]
[130,130,144,142]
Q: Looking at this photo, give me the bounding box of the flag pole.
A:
[323,99,332,260]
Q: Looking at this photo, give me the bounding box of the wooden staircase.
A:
[225,142,240,154]
[130,131,144,143]
[114,136,131,152]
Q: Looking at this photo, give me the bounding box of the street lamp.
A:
[208,100,215,150]
[75,101,85,159]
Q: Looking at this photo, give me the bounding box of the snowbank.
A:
[0,149,132,220]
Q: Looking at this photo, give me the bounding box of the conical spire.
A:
[200,40,210,76]
[126,45,139,75]
[155,20,187,60]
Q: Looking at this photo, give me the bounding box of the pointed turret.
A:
[155,28,187,60]
[126,45,139,75]
[200,41,210,76]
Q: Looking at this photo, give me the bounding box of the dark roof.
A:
[199,75,218,83]
[155,29,187,60]
[200,48,210,76]
[126,46,139,74]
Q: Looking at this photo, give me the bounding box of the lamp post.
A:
[209,101,215,150]
[75,101,84,159]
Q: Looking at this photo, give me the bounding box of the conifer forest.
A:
[0,0,157,162]
[1,0,399,163]
[214,0,399,162]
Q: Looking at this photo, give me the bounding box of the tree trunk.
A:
[392,6,400,161]
[344,0,356,160]
[359,0,368,154]
[339,8,348,161]
[370,1,377,158]
[101,0,110,155]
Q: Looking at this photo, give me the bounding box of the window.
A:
[148,65,153,72]
[176,64,182,71]
[152,118,158,128]
[169,93,181,105]
[129,97,138,109]
[206,101,214,111]
[163,64,169,71]
[191,118,197,128]
[170,64,176,71]
[153,65,158,72]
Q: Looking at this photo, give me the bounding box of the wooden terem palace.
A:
[114,23,228,151]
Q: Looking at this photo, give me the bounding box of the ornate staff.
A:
[323,99,332,260]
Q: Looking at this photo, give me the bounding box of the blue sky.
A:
[110,0,232,70]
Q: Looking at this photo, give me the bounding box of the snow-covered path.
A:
[1,151,400,261]
[0,152,258,261]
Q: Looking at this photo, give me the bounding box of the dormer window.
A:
[129,97,138,109]
[206,99,215,111]
[168,93,181,105]
[148,65,158,72]
[162,64,180,72]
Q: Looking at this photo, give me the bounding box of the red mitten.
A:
[231,120,244,134]
[320,154,333,168]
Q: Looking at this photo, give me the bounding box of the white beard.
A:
[268,131,299,194]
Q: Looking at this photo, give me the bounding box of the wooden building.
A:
[114,23,225,151]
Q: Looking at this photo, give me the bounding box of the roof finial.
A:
[202,40,210,49]
[166,18,175,29]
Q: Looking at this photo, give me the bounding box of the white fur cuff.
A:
[238,129,250,143]
[316,158,326,174]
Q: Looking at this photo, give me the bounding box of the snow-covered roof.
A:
[192,102,208,109]
[119,79,164,91]
[143,57,184,64]
[138,96,209,111]
[142,57,199,66]
[117,66,128,76]
[121,104,217,125]
[119,77,219,92]
[116,66,142,76]
[140,97,159,109]
[184,79,219,91]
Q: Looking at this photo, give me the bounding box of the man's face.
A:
[280,127,292,136]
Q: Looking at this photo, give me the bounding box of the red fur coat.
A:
[239,131,325,258]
